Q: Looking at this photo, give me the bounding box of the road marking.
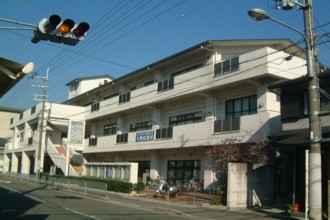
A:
[0,185,20,193]
[64,207,102,220]
[25,194,48,203]
[0,180,11,183]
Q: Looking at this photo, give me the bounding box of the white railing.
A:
[46,138,79,176]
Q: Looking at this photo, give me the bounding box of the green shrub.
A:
[41,174,134,193]
[134,180,145,193]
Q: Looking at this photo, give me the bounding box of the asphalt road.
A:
[0,176,285,220]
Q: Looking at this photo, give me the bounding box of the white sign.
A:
[69,120,85,145]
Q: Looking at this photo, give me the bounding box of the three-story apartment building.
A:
[5,39,307,202]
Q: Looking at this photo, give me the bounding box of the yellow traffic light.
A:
[58,19,75,35]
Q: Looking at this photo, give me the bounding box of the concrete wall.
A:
[227,163,248,210]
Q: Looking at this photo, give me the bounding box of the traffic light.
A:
[31,15,90,46]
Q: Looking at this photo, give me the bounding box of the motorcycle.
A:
[153,179,178,197]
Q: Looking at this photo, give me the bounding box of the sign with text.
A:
[136,131,154,142]
[69,120,85,145]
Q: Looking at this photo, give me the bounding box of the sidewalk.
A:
[129,189,306,220]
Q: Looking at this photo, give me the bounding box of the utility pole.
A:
[277,0,322,218]
[32,68,49,178]
[302,1,322,219]
[249,0,322,218]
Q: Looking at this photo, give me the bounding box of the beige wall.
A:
[0,111,19,139]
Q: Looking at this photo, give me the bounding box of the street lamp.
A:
[248,6,322,220]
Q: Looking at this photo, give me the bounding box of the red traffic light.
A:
[73,22,90,38]
[58,19,75,34]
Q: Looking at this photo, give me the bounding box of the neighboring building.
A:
[5,39,307,207]
[269,68,330,214]
[0,107,22,173]
[66,75,114,100]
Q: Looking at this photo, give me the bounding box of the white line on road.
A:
[0,180,11,183]
[64,207,102,220]
[0,185,20,193]
[25,194,48,203]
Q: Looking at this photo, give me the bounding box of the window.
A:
[167,160,201,184]
[19,112,24,120]
[20,133,24,142]
[103,123,117,136]
[214,56,239,76]
[119,92,131,104]
[10,118,13,124]
[28,137,33,145]
[91,103,100,112]
[31,106,36,115]
[225,95,257,117]
[130,120,152,132]
[169,112,203,127]
[116,133,128,144]
[157,78,174,92]
[155,127,173,139]
[281,92,303,119]
[89,138,97,146]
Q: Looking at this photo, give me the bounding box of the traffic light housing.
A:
[31,15,90,46]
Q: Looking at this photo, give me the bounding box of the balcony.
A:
[83,112,276,153]
[84,114,269,153]
[84,47,305,122]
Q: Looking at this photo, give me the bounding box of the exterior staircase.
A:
[46,138,84,176]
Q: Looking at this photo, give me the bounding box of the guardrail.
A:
[6,172,108,198]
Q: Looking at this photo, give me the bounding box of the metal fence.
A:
[6,172,108,198]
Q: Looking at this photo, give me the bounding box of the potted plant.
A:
[286,204,295,213]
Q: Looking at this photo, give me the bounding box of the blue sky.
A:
[1,0,329,109]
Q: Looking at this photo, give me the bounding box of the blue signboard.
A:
[136,131,154,142]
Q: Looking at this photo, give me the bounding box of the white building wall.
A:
[5,40,307,195]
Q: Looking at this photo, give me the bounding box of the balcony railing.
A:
[155,127,173,139]
[214,117,240,133]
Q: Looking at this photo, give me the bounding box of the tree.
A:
[206,120,275,198]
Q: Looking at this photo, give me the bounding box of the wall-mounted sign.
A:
[69,120,85,145]
[136,131,154,142]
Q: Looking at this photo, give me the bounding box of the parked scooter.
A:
[153,179,178,197]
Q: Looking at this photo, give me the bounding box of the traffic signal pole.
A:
[0,17,37,30]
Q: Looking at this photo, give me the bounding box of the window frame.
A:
[103,123,117,136]
[225,95,257,118]
[130,120,152,132]
[214,56,240,76]
[169,111,203,127]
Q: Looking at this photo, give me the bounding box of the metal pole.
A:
[0,17,37,28]
[303,1,322,219]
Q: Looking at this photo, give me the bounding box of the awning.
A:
[270,126,330,147]
[0,57,34,97]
